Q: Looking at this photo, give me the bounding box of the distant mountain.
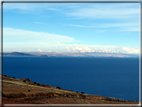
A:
[3,52,35,56]
[2,52,139,58]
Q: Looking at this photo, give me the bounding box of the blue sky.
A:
[3,3,140,54]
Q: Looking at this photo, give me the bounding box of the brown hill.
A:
[2,75,139,105]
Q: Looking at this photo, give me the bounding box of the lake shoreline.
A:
[2,75,139,104]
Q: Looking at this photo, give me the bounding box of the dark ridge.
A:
[3,52,35,56]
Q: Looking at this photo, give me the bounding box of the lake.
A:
[3,56,139,101]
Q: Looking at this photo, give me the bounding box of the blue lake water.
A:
[3,56,139,101]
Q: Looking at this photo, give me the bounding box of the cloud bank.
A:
[3,27,75,44]
[57,41,70,52]
[71,44,140,54]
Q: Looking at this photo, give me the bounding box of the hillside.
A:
[3,52,139,57]
[2,75,139,105]
[3,52,35,56]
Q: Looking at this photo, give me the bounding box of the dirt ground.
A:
[2,75,139,105]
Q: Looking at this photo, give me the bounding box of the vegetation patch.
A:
[56,86,61,89]
[81,92,85,94]
[4,92,26,98]
[2,93,5,97]
[23,80,26,82]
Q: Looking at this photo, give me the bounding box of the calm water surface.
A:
[3,56,139,101]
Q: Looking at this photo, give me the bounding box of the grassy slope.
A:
[2,75,139,104]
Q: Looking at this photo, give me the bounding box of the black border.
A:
[1,0,141,107]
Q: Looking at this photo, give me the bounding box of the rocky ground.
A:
[2,75,139,105]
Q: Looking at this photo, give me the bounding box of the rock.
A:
[25,78,30,81]
[20,78,25,80]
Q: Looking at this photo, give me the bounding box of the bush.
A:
[23,80,26,82]
[81,92,85,94]
[5,92,26,98]
[34,82,36,84]
[28,89,30,92]
[37,83,40,85]
[56,86,61,89]
[12,77,16,79]
[2,93,5,97]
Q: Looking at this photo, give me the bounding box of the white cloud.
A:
[73,44,77,46]
[121,46,140,54]
[3,3,75,14]
[65,23,139,28]
[4,3,139,20]
[3,3,58,11]
[3,27,75,44]
[66,47,70,52]
[71,44,140,54]
[3,3,35,10]
[65,22,139,32]
[64,24,87,28]
[57,41,71,52]
[72,44,94,53]
[123,27,140,31]
[34,22,46,25]
[38,49,42,52]
[3,28,76,52]
[57,41,61,45]
[66,3,139,19]
[3,3,65,10]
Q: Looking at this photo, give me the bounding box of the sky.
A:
[3,2,140,54]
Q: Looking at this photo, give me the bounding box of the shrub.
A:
[28,89,30,92]
[5,92,26,98]
[23,80,26,82]
[34,82,36,84]
[2,93,5,97]
[56,86,61,89]
[37,83,40,85]
[12,77,16,79]
[81,92,85,94]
